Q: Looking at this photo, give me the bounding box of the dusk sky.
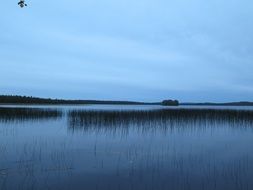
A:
[1,0,253,102]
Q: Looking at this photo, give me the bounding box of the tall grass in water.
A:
[0,108,62,123]
[68,109,253,132]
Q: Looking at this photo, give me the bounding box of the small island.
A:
[161,100,179,106]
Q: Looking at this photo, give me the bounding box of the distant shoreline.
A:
[181,102,253,106]
[0,103,253,107]
[0,95,253,106]
[0,95,162,106]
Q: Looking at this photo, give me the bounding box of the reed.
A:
[68,108,253,131]
[0,108,62,122]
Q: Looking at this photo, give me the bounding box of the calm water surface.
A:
[1,105,253,190]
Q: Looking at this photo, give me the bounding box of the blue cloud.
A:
[1,0,253,101]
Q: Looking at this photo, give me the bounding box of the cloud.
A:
[0,0,253,101]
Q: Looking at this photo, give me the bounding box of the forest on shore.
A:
[0,95,179,106]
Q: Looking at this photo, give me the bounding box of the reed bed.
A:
[0,107,62,122]
[68,108,253,131]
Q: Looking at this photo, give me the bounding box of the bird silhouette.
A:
[18,0,27,8]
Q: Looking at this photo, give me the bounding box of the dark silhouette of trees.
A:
[0,95,181,106]
[161,100,179,106]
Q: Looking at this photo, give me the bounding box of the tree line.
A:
[0,95,179,106]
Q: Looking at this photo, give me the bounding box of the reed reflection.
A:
[1,107,253,190]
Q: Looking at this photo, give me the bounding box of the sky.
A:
[0,0,253,102]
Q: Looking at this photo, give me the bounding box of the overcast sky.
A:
[1,0,253,102]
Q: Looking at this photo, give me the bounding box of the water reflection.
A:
[1,106,253,190]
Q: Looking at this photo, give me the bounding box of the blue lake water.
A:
[0,105,253,190]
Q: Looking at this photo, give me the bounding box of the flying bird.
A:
[18,0,27,8]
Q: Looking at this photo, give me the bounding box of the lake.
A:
[1,105,253,190]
